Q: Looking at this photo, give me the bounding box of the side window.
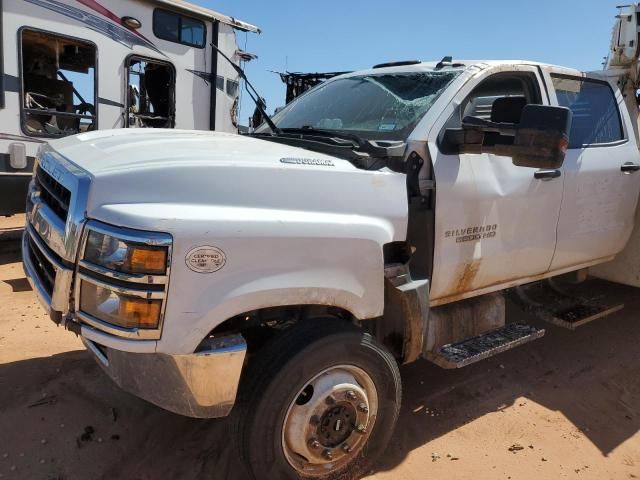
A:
[153,9,206,48]
[126,57,175,128]
[551,75,623,147]
[226,79,239,97]
[216,75,225,92]
[439,73,541,147]
[21,29,97,137]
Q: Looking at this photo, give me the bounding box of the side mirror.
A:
[441,105,572,169]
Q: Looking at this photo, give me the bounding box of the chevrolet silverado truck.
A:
[21,6,640,479]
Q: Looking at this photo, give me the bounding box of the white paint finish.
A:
[546,72,640,270]
[51,130,408,354]
[430,256,614,307]
[590,199,640,286]
[426,65,563,303]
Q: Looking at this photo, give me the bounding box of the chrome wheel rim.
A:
[281,365,378,477]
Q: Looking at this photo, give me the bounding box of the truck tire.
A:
[235,320,402,480]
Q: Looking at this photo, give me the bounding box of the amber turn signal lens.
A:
[127,246,167,275]
[559,135,569,154]
[118,297,162,329]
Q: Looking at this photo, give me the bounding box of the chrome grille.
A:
[26,233,56,296]
[35,165,71,221]
[24,147,90,318]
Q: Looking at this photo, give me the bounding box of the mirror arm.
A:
[460,124,517,137]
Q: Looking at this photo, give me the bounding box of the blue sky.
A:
[195,0,623,125]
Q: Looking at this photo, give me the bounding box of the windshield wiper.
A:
[280,126,365,147]
[251,132,369,162]
[279,127,407,160]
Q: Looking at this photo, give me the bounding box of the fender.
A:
[90,199,407,354]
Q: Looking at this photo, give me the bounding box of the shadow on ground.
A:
[1,296,640,479]
[3,277,32,293]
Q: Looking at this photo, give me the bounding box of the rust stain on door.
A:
[446,259,481,298]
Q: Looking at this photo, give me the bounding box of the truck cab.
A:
[21,51,640,480]
[426,61,639,305]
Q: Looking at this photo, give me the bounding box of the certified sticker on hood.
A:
[185,246,226,273]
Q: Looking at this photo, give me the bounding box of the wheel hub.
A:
[318,403,356,447]
[281,366,378,477]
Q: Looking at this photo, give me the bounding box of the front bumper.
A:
[83,334,247,418]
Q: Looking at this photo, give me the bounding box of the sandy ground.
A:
[1,231,640,479]
[0,215,24,242]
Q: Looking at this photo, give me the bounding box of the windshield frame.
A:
[258,68,464,141]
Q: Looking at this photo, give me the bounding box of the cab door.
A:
[426,65,564,305]
[545,69,640,270]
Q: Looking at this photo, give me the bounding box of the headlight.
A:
[84,230,168,275]
[77,221,172,338]
[80,281,162,329]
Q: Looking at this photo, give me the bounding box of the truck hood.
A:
[48,129,408,239]
[49,129,341,175]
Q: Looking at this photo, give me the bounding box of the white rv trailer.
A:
[0,0,259,216]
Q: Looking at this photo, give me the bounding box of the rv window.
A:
[226,79,239,97]
[216,76,225,91]
[20,29,96,137]
[126,57,175,128]
[153,9,206,48]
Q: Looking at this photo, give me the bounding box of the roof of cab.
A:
[149,0,260,33]
[340,59,584,77]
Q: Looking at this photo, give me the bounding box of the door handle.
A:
[534,169,561,180]
[621,162,640,173]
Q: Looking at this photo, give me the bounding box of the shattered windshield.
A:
[261,70,461,141]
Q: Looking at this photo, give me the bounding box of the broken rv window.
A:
[21,29,96,137]
[126,57,175,128]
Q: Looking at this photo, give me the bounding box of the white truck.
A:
[21,6,640,480]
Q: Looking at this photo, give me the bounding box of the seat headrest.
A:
[491,96,527,123]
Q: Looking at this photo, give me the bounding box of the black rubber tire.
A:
[235,319,402,480]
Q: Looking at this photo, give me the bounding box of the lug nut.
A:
[309,415,320,426]
[358,402,369,413]
[309,439,321,449]
[342,443,352,453]
[346,390,357,401]
[323,449,333,460]
[356,424,367,434]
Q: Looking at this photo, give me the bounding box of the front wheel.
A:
[236,320,402,480]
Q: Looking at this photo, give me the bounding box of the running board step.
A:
[511,280,624,330]
[426,323,545,369]
[543,304,623,329]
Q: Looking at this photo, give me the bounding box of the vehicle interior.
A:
[455,74,540,124]
[21,30,96,137]
[437,72,542,151]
